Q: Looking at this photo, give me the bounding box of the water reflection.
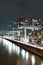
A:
[41,61,43,65]
[21,49,26,59]
[0,38,43,65]
[25,51,29,60]
[32,55,35,65]
[3,39,12,54]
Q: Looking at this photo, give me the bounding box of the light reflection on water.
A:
[0,38,43,65]
[25,51,29,60]
[21,49,26,59]
[32,55,35,65]
[3,39,12,54]
[41,61,43,65]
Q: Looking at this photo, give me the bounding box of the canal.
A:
[0,38,43,65]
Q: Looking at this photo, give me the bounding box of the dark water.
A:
[0,38,43,65]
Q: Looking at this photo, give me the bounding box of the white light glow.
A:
[17,46,20,55]
[13,44,20,55]
[15,45,18,53]
[32,55,35,65]
[21,49,26,59]
[0,38,3,44]
[41,61,43,65]
[13,44,16,52]
[3,39,12,54]
[42,41,43,44]
[26,51,29,60]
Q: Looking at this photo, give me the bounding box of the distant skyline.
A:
[0,0,43,30]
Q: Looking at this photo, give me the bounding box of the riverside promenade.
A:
[4,38,43,58]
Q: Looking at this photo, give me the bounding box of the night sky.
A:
[0,0,43,30]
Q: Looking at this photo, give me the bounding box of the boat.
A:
[3,17,43,57]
